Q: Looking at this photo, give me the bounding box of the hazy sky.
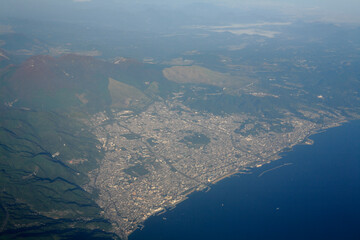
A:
[1,0,360,24]
[187,0,360,22]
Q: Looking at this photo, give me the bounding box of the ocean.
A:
[130,120,360,240]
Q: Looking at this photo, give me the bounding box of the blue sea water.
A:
[130,121,360,240]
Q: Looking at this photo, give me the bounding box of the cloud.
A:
[73,0,91,2]
[186,22,291,38]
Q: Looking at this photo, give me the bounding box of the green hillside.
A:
[0,107,116,239]
[108,77,151,110]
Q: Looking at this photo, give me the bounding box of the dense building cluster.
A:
[85,97,346,237]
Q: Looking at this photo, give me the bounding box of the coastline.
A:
[210,171,239,185]
[130,119,360,240]
[128,120,352,239]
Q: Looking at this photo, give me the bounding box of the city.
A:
[84,97,346,238]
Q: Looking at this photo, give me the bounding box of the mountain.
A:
[0,53,176,113]
[0,54,111,111]
[0,53,175,239]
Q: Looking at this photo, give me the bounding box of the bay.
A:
[130,121,360,240]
